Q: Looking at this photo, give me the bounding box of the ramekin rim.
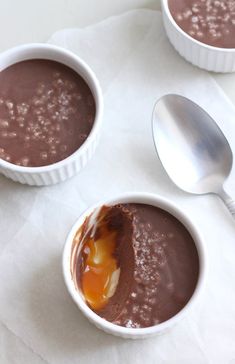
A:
[0,42,103,173]
[62,192,207,337]
[161,0,235,53]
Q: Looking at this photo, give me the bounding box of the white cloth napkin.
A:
[0,9,235,364]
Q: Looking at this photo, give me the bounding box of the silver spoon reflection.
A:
[152,94,235,217]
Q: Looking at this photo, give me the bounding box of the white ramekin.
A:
[161,0,235,73]
[0,43,103,186]
[63,192,206,339]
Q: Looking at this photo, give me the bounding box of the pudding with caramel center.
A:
[71,203,199,328]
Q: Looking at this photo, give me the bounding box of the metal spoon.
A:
[152,94,235,217]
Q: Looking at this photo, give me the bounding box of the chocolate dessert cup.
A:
[0,43,103,185]
[63,193,206,339]
[161,0,235,72]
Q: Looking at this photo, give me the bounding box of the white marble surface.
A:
[1,0,235,104]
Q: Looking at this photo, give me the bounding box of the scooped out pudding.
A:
[71,203,199,328]
[168,0,235,48]
[0,59,95,167]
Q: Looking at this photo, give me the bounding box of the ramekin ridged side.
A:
[63,192,207,339]
[0,132,100,186]
[161,0,235,73]
[0,43,103,186]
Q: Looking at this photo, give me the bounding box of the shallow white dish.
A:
[63,192,207,339]
[0,43,103,186]
[161,0,235,73]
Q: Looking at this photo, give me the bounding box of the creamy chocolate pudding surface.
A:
[72,203,199,328]
[168,0,235,48]
[0,59,95,167]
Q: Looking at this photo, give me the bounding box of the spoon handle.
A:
[218,189,235,218]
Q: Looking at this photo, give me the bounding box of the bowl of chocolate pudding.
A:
[162,0,235,72]
[63,193,206,339]
[0,43,103,185]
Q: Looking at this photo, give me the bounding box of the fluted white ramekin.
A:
[161,0,235,73]
[63,192,206,339]
[0,43,103,186]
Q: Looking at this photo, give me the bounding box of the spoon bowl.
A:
[152,94,235,216]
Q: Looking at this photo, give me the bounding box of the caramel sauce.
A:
[79,213,120,311]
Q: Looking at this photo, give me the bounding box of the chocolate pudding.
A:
[0,59,95,167]
[71,203,199,328]
[168,0,235,48]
